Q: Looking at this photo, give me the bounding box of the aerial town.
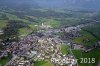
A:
[0,0,100,66]
[0,23,81,66]
[0,23,99,66]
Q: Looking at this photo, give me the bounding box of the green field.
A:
[43,19,61,28]
[82,23,100,40]
[0,54,12,66]
[61,44,70,55]
[18,28,32,36]
[72,49,100,66]
[0,20,8,29]
[0,12,39,38]
[73,30,98,47]
[34,60,54,66]
[18,24,38,37]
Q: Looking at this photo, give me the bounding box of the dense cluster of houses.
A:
[4,29,77,66]
[0,23,99,66]
[5,56,34,66]
[0,29,3,35]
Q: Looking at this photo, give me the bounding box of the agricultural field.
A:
[72,49,100,66]
[82,22,100,40]
[43,19,61,28]
[73,30,98,47]
[34,60,54,66]
[61,44,70,55]
[0,54,12,66]
[0,20,8,29]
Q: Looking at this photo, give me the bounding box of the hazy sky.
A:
[0,0,100,11]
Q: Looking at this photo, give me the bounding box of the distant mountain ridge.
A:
[35,0,100,11]
[0,0,100,11]
[0,0,40,9]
